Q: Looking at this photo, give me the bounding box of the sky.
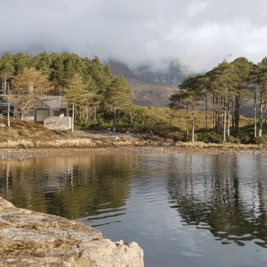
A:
[1,0,267,74]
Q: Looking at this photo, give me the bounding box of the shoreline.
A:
[1,129,267,159]
[1,144,267,160]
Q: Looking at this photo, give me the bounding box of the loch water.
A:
[1,153,267,267]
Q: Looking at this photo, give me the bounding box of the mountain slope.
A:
[107,59,179,107]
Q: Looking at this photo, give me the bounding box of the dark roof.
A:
[0,96,13,107]
[36,96,68,109]
[0,95,67,109]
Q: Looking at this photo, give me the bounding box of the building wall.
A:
[44,116,72,131]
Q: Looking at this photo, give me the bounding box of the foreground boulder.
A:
[0,197,144,267]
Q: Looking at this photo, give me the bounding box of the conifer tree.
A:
[247,63,259,137]
[10,67,53,119]
[13,52,27,75]
[104,75,132,132]
[210,61,234,141]
[63,74,93,132]
[50,56,65,92]
[0,52,15,94]
[231,57,253,133]
[169,90,190,137]
[170,75,202,142]
[251,58,267,137]
[36,52,52,76]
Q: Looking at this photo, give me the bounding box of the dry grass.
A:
[0,138,98,148]
[176,141,264,149]
[143,108,253,132]
[0,117,259,149]
[0,119,98,148]
[0,118,58,142]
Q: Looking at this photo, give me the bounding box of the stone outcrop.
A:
[0,197,144,267]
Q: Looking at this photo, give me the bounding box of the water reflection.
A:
[1,153,267,267]
[167,154,267,248]
[0,154,138,219]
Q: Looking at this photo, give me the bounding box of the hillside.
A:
[107,59,180,107]
[107,59,258,118]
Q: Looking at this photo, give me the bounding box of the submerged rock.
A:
[0,197,144,267]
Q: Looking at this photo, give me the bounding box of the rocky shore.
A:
[1,143,267,161]
[1,130,267,159]
[0,197,144,267]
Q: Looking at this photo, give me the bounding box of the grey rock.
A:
[0,197,144,267]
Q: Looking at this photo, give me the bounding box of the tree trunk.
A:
[258,98,264,137]
[223,107,226,142]
[191,107,194,143]
[93,106,97,121]
[186,105,189,139]
[129,113,132,124]
[265,102,267,127]
[226,98,230,136]
[205,93,208,131]
[220,96,224,131]
[235,96,240,134]
[215,95,219,132]
[72,104,74,132]
[85,106,89,123]
[232,99,235,131]
[254,89,257,138]
[113,109,116,132]
[4,73,7,95]
[7,83,10,127]
[213,93,215,129]
[227,111,230,136]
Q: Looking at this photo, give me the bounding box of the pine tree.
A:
[250,58,267,137]
[104,75,132,132]
[50,55,65,93]
[36,52,52,76]
[231,57,253,133]
[10,67,54,119]
[63,74,93,132]
[0,52,15,94]
[170,75,202,142]
[210,61,234,141]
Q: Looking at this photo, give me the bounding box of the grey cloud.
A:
[1,0,267,74]
[132,58,188,85]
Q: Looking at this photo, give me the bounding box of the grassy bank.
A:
[0,105,265,148]
[75,106,257,144]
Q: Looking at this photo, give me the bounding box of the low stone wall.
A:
[44,116,72,131]
[0,197,144,267]
[24,116,34,122]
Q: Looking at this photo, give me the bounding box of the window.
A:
[36,110,49,122]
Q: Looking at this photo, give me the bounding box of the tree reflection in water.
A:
[0,154,138,220]
[167,154,267,248]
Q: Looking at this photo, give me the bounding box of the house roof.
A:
[0,96,13,107]
[36,96,68,109]
[0,95,67,109]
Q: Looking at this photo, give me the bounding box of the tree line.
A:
[0,52,132,132]
[169,57,267,142]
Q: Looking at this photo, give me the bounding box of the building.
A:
[0,95,69,123]
[31,96,69,123]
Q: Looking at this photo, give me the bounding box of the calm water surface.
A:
[1,153,267,267]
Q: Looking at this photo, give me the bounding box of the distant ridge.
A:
[107,59,137,79]
[107,59,180,107]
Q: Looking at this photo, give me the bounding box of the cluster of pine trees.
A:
[169,57,267,143]
[3,52,267,143]
[0,52,132,131]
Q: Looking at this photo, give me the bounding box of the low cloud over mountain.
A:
[107,59,182,107]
